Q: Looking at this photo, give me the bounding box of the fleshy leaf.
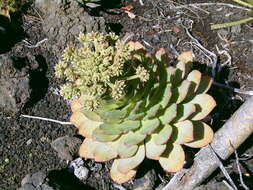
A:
[195,75,213,94]
[185,121,214,148]
[140,118,160,135]
[160,85,172,108]
[118,136,139,158]
[70,98,83,112]
[177,51,193,65]
[173,120,194,144]
[124,131,146,147]
[110,159,137,184]
[166,67,176,83]
[94,142,118,162]
[144,104,161,119]
[159,103,177,124]
[70,112,101,137]
[159,143,185,172]
[99,123,122,135]
[154,124,173,145]
[186,70,201,95]
[93,128,119,142]
[145,135,166,160]
[70,112,86,128]
[125,112,145,120]
[79,138,97,159]
[118,120,141,133]
[117,143,145,174]
[128,41,145,51]
[189,94,216,120]
[82,110,102,122]
[171,80,191,103]
[97,109,128,120]
[176,103,196,122]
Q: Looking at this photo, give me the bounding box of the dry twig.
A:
[231,143,249,190]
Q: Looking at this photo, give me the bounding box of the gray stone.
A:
[69,158,89,180]
[18,184,36,190]
[41,184,54,190]
[51,136,82,161]
[21,174,32,186]
[133,169,157,190]
[31,171,47,187]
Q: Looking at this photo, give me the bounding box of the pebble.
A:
[68,158,89,180]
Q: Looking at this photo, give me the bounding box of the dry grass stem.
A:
[20,114,73,125]
[170,2,251,12]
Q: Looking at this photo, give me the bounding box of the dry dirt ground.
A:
[0,0,253,190]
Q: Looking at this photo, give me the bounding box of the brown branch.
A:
[163,96,253,190]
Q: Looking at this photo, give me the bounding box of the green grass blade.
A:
[232,0,253,8]
[211,17,253,30]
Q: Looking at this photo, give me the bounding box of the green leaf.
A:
[99,123,122,135]
[97,109,128,120]
[186,70,201,96]
[159,143,185,172]
[175,103,196,122]
[144,104,161,119]
[82,110,102,122]
[170,80,191,103]
[160,84,172,108]
[125,112,145,120]
[185,121,214,148]
[93,128,119,142]
[124,131,146,146]
[166,66,176,83]
[118,139,138,158]
[140,118,160,135]
[189,94,216,120]
[145,135,166,160]
[110,159,137,184]
[117,143,145,174]
[154,124,173,145]
[173,120,194,144]
[94,142,118,162]
[118,120,141,133]
[195,75,213,94]
[159,103,177,124]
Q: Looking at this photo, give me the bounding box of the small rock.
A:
[31,171,47,187]
[17,183,36,190]
[133,169,157,190]
[26,139,32,145]
[69,158,89,180]
[40,184,54,190]
[51,136,82,161]
[21,174,32,186]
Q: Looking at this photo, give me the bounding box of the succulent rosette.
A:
[55,32,216,184]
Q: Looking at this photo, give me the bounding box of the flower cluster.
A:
[55,32,150,110]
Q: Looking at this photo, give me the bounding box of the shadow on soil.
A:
[0,13,24,54]
[47,169,96,190]
[11,54,49,109]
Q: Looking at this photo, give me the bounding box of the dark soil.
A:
[0,0,253,190]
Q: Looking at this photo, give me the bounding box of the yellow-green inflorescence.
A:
[55,32,150,111]
[56,32,216,184]
[0,0,19,12]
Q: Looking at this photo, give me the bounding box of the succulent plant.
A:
[55,32,216,184]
